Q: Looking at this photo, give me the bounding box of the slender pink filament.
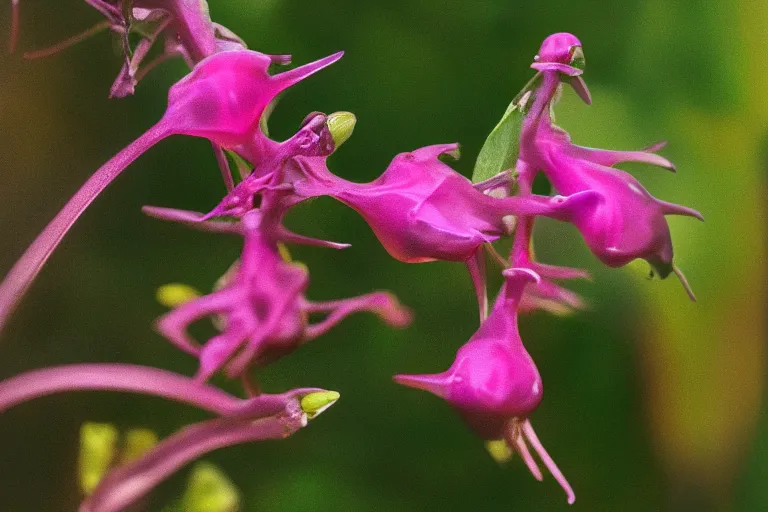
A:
[522,419,575,504]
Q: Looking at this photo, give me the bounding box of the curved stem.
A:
[0,363,245,416]
[80,408,305,512]
[23,20,111,60]
[0,122,172,334]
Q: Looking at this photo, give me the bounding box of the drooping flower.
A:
[292,143,599,264]
[144,208,411,381]
[0,362,338,512]
[0,50,342,334]
[394,268,575,504]
[517,32,703,299]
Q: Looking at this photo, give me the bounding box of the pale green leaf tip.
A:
[182,461,241,512]
[327,112,356,149]
[156,283,201,308]
[300,391,340,419]
[78,422,119,495]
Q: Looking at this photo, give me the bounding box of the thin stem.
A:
[0,122,172,334]
[8,0,19,53]
[80,410,305,512]
[23,20,111,60]
[0,363,246,416]
[212,142,235,191]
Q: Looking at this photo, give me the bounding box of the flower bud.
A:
[327,111,357,149]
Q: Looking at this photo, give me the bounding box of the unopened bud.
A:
[327,112,356,149]
[485,440,513,463]
[121,428,159,463]
[156,283,201,308]
[300,391,340,419]
[78,422,118,495]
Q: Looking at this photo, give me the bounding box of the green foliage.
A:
[471,73,540,184]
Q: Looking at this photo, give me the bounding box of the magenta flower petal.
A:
[293,146,602,263]
[0,51,342,335]
[518,33,702,299]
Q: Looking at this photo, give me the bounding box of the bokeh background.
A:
[0,1,765,510]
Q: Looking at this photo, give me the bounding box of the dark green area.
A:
[0,1,764,511]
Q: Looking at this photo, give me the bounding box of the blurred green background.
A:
[0,0,765,510]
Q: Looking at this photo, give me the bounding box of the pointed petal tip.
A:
[644,140,668,153]
[274,51,344,88]
[392,373,448,398]
[570,76,592,105]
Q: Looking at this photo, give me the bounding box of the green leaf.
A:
[471,73,541,184]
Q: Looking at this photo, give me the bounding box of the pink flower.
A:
[0,50,342,334]
[0,363,339,512]
[144,208,411,381]
[518,33,703,299]
[292,143,598,264]
[394,268,575,504]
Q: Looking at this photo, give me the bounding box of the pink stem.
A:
[8,0,19,53]
[80,408,305,512]
[0,122,172,334]
[0,363,245,416]
[465,249,488,321]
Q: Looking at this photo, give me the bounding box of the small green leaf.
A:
[182,462,241,512]
[472,73,542,184]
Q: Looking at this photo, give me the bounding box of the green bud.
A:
[326,112,357,149]
[78,422,118,495]
[182,462,241,512]
[121,428,159,463]
[300,391,340,419]
[156,283,201,308]
[485,440,513,463]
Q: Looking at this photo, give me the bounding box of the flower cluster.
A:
[1,5,702,507]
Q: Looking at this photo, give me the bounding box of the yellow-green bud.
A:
[78,422,118,495]
[327,112,356,149]
[156,283,201,308]
[121,428,159,463]
[300,391,340,419]
[182,462,241,512]
[485,440,513,463]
